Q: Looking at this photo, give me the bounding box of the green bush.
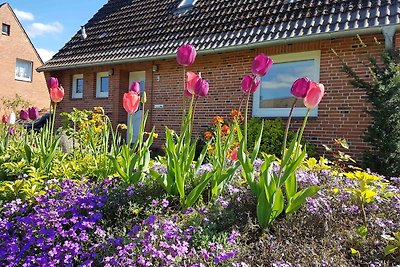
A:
[342,48,400,176]
[246,118,316,157]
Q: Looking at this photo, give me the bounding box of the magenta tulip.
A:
[8,127,15,135]
[176,44,196,66]
[241,75,261,94]
[251,53,273,77]
[194,78,209,97]
[19,110,29,121]
[129,81,141,95]
[304,82,325,109]
[47,77,59,89]
[28,107,39,120]
[123,91,140,114]
[50,86,65,103]
[291,77,311,98]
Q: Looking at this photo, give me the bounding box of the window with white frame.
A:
[15,59,33,82]
[96,72,109,98]
[2,23,10,35]
[72,74,83,99]
[252,50,320,118]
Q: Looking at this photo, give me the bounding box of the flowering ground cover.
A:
[0,45,399,266]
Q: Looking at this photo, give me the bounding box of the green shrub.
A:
[246,118,315,157]
[342,48,400,176]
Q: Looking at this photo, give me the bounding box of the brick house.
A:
[0,3,49,112]
[38,0,400,157]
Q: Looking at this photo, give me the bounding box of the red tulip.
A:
[2,114,8,124]
[186,71,201,95]
[123,91,140,114]
[230,149,238,161]
[304,82,325,109]
[129,81,140,95]
[176,44,196,66]
[28,107,39,120]
[19,110,29,121]
[194,78,209,97]
[251,53,273,77]
[241,75,261,94]
[47,77,59,89]
[50,86,65,103]
[290,77,311,98]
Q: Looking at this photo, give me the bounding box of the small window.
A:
[96,72,109,98]
[252,51,320,118]
[72,74,83,99]
[2,23,10,35]
[15,59,33,82]
[176,0,198,13]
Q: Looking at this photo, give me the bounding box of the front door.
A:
[128,71,145,144]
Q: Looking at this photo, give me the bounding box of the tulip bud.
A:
[8,127,15,135]
[252,53,273,77]
[28,107,39,120]
[176,44,196,66]
[19,109,29,121]
[290,77,311,98]
[2,114,8,124]
[141,91,147,104]
[194,78,209,97]
[241,75,261,94]
[50,86,65,103]
[8,111,16,125]
[129,81,141,95]
[47,77,59,89]
[123,91,140,114]
[304,82,325,109]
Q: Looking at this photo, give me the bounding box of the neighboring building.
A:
[0,2,49,112]
[38,0,400,157]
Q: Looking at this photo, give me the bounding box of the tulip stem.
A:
[50,102,57,144]
[244,92,250,148]
[128,113,133,146]
[182,66,186,128]
[191,96,198,135]
[297,108,311,153]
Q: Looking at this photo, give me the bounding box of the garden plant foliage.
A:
[0,47,399,266]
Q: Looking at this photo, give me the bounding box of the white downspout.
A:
[382,25,396,50]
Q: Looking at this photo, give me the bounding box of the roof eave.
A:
[37,25,399,72]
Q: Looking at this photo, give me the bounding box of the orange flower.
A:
[231,109,244,121]
[203,131,213,139]
[213,116,224,125]
[221,124,230,135]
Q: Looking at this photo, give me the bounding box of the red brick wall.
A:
[50,33,386,159]
[0,4,49,112]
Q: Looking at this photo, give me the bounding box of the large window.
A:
[96,72,109,98]
[15,59,33,82]
[252,51,320,118]
[72,74,83,99]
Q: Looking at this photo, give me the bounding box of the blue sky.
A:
[7,0,107,62]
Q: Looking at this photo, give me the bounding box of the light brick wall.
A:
[0,4,49,112]
[50,33,386,159]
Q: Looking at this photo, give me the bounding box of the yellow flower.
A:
[93,106,105,115]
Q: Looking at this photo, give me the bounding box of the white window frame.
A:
[252,50,321,118]
[72,74,84,99]
[15,59,33,82]
[96,72,109,98]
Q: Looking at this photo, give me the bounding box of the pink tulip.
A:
[8,127,15,135]
[241,75,261,94]
[28,107,39,120]
[20,110,29,121]
[194,78,209,97]
[2,114,8,124]
[251,53,273,77]
[185,89,193,98]
[290,77,311,98]
[50,86,65,103]
[304,82,325,109]
[176,44,196,66]
[123,91,140,114]
[129,81,141,95]
[186,71,201,95]
[47,77,59,89]
[230,149,238,161]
